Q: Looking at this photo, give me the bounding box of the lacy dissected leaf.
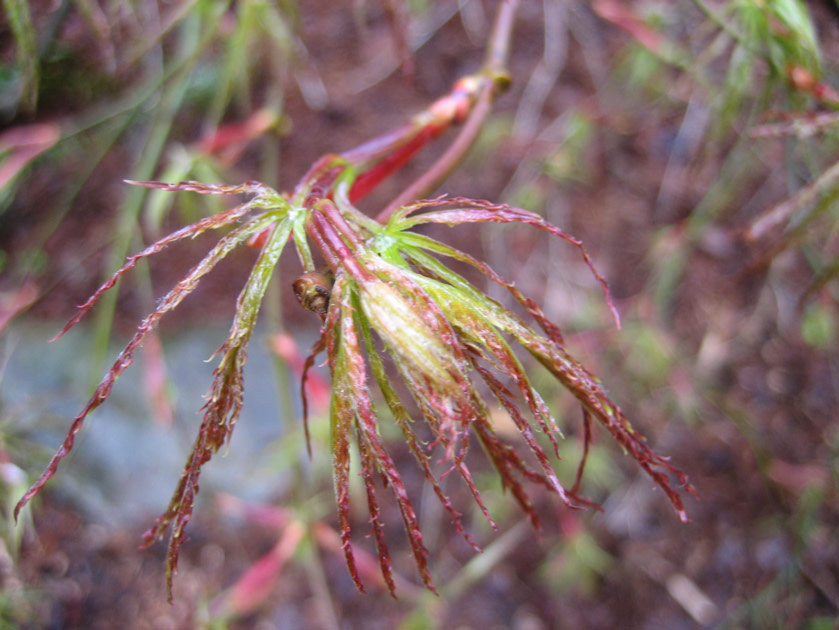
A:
[18,82,698,603]
[377,198,693,520]
[359,310,483,552]
[358,259,478,457]
[399,233,568,345]
[141,216,294,599]
[14,210,280,523]
[324,275,436,593]
[390,197,621,328]
[412,267,694,521]
[469,411,545,531]
[326,275,363,592]
[299,193,696,594]
[126,179,274,196]
[355,423,397,597]
[53,184,285,342]
[360,259,508,532]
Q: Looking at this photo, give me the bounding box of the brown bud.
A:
[293,270,334,319]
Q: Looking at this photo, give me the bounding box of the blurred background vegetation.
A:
[1,0,838,628]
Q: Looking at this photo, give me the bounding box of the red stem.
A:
[294,155,345,199]
[376,86,493,223]
[307,210,373,282]
[375,0,519,222]
[348,122,447,203]
[315,198,365,248]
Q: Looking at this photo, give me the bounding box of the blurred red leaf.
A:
[768,459,828,494]
[197,108,280,166]
[215,493,292,532]
[215,519,305,618]
[0,281,39,334]
[592,0,664,54]
[0,123,60,189]
[787,65,839,107]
